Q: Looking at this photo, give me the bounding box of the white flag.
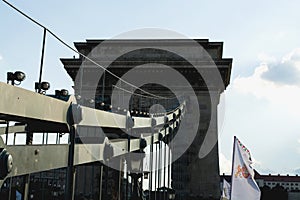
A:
[230,137,261,200]
[221,178,231,200]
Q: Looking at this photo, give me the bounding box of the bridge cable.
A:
[2,0,174,100]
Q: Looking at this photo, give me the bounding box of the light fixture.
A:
[168,189,176,200]
[140,138,147,150]
[14,71,26,82]
[88,99,95,104]
[35,81,50,93]
[55,89,69,97]
[7,71,26,85]
[75,94,82,100]
[41,82,50,90]
[0,149,13,179]
[60,89,69,96]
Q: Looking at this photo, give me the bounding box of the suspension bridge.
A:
[0,77,185,199]
[0,2,232,200]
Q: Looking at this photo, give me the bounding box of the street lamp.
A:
[127,138,147,200]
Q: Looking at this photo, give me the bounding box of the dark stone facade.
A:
[61,39,232,199]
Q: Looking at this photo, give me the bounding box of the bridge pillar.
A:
[171,91,221,199]
[61,39,232,200]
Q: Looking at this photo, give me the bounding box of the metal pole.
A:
[125,171,128,199]
[13,133,16,145]
[126,128,131,200]
[84,166,87,194]
[154,144,158,200]
[118,159,122,200]
[58,133,61,144]
[72,168,77,199]
[149,128,154,200]
[140,158,144,200]
[8,177,12,200]
[56,133,58,144]
[65,126,76,200]
[24,128,33,200]
[168,136,171,191]
[92,165,95,199]
[170,121,175,194]
[5,121,9,145]
[37,28,47,93]
[105,164,109,199]
[46,133,48,144]
[102,71,105,105]
[5,121,13,200]
[99,164,103,200]
[24,174,30,200]
[125,160,128,200]
[164,128,167,200]
[158,141,161,190]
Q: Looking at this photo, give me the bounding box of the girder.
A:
[0,81,184,188]
[0,82,181,131]
[0,82,71,126]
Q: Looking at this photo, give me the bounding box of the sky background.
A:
[0,0,300,175]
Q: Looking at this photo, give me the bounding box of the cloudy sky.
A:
[1,0,300,175]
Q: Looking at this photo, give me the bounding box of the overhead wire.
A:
[2,0,174,100]
[112,84,178,100]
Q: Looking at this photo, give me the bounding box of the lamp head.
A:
[14,71,26,82]
[41,82,50,90]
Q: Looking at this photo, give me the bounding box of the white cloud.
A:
[294,168,300,175]
[257,52,277,64]
[262,48,300,85]
[252,159,273,174]
[233,49,300,116]
[221,49,300,174]
[297,139,300,155]
[219,153,232,175]
[0,54,2,61]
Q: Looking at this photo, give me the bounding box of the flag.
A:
[221,178,231,200]
[230,137,261,200]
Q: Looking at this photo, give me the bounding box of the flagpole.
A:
[229,136,237,200]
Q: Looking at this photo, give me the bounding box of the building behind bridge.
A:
[221,172,300,200]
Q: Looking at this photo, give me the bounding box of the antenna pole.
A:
[38,28,47,93]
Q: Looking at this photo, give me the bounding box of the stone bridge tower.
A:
[61,39,232,200]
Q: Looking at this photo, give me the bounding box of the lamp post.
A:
[127,138,147,200]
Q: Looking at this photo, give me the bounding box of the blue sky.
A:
[1,0,300,175]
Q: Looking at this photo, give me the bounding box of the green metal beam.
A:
[0,82,71,125]
[0,82,182,131]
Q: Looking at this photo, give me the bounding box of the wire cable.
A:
[112,84,178,100]
[2,0,174,100]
